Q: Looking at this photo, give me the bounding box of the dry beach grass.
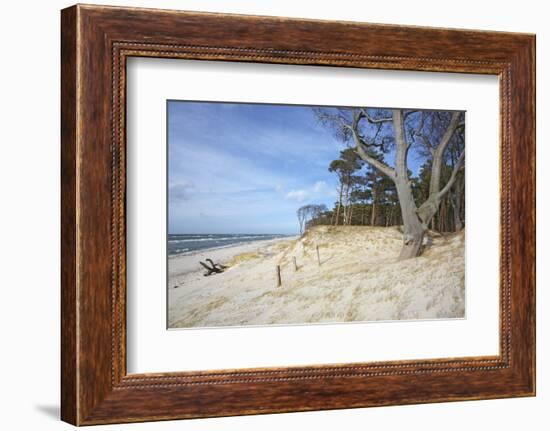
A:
[168,226,465,328]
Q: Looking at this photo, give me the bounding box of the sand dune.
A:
[168,226,465,328]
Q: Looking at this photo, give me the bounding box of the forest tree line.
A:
[297,108,465,254]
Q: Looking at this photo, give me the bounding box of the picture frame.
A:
[61,4,535,425]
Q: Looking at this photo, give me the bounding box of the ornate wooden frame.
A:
[61,4,536,425]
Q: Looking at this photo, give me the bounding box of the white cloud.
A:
[312,180,328,193]
[169,181,195,202]
[284,180,338,203]
[285,189,311,202]
[313,180,338,197]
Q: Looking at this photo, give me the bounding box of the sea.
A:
[167,233,291,256]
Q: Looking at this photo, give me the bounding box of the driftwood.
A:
[199,259,228,276]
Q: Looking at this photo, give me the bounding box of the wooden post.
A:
[293,256,298,271]
[276,265,281,287]
[316,245,321,266]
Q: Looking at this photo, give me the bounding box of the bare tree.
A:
[316,108,465,259]
[297,204,328,235]
[297,206,308,235]
[306,204,328,229]
[447,131,466,232]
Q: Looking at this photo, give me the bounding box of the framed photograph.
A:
[165,100,466,329]
[61,4,536,425]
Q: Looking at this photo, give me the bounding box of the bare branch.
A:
[404,110,420,119]
[392,108,409,179]
[434,112,463,157]
[359,108,393,124]
[348,111,396,179]
[428,112,463,196]
[354,140,396,179]
[316,106,398,179]
[438,149,465,199]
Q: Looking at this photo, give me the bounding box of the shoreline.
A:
[168,235,296,260]
[168,236,298,280]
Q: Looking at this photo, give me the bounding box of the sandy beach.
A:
[168,226,465,328]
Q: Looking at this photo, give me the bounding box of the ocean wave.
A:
[168,235,278,243]
[172,248,190,253]
[167,234,292,257]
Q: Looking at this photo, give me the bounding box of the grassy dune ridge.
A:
[168,226,465,328]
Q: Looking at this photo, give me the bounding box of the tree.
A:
[316,108,465,259]
[350,174,369,225]
[328,148,362,226]
[297,206,308,235]
[306,204,329,229]
[447,132,466,231]
[297,204,328,234]
[450,173,465,231]
[414,130,465,233]
[379,176,400,227]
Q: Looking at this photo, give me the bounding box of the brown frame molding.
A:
[61,4,535,425]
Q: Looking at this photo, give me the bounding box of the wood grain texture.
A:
[60,5,78,425]
[60,4,535,425]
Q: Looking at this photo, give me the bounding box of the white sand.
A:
[168,226,465,328]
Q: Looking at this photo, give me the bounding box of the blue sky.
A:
[167,101,427,235]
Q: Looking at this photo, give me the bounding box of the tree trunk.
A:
[439,199,445,232]
[335,182,343,226]
[453,203,462,231]
[392,109,426,259]
[395,179,426,259]
[343,176,351,225]
[344,181,349,224]
[370,193,377,226]
[451,173,464,231]
[417,147,465,227]
[451,188,463,231]
[428,112,462,198]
